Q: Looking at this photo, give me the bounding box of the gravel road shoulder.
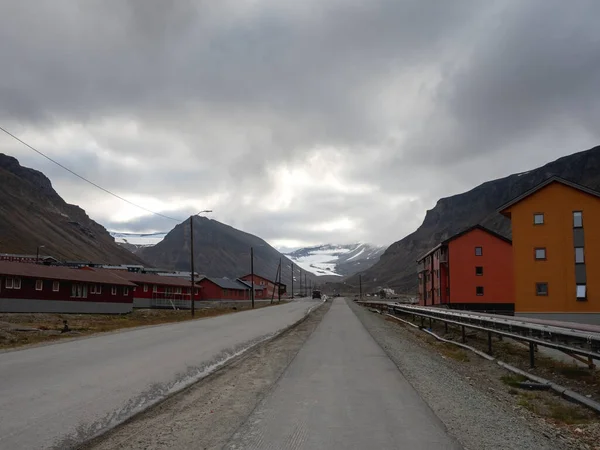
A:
[347,299,585,450]
[82,301,331,450]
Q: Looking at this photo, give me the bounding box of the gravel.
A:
[347,299,574,450]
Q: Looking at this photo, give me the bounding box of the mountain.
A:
[0,153,145,264]
[139,217,317,287]
[348,145,600,293]
[110,231,167,253]
[285,243,386,277]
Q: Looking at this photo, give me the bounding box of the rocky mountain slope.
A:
[139,217,316,286]
[348,145,600,293]
[285,243,385,277]
[0,154,145,264]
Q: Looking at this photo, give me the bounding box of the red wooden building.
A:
[198,277,266,301]
[106,270,201,309]
[0,261,136,314]
[417,225,514,312]
[239,274,286,299]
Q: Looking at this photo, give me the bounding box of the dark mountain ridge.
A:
[139,217,317,287]
[348,145,600,293]
[0,153,145,264]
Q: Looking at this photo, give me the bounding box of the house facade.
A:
[105,270,201,309]
[0,261,135,313]
[417,225,514,312]
[239,274,279,299]
[499,177,600,324]
[198,277,266,301]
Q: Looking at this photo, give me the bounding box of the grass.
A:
[0,302,281,350]
[439,343,470,362]
[500,373,529,387]
[517,392,593,425]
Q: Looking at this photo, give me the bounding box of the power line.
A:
[0,125,183,222]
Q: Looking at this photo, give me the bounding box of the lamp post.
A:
[36,245,45,264]
[190,210,212,317]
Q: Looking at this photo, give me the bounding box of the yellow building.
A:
[498,176,600,325]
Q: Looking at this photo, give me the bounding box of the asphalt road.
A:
[226,298,461,450]
[0,299,319,449]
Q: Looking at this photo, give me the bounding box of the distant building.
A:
[417,225,514,312]
[0,261,135,313]
[239,274,283,299]
[104,270,201,309]
[499,176,600,324]
[0,253,60,265]
[198,277,265,301]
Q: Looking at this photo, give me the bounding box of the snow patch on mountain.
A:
[284,243,386,277]
[109,231,167,247]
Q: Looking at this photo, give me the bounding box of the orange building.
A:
[499,176,600,325]
[417,225,514,312]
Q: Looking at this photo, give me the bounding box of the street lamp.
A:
[36,245,45,264]
[190,210,212,317]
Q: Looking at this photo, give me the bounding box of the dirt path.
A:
[82,301,331,450]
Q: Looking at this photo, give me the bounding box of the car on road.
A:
[312,290,322,299]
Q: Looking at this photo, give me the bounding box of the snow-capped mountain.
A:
[284,243,386,277]
[109,231,168,248]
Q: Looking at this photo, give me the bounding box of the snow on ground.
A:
[345,247,365,261]
[110,232,167,246]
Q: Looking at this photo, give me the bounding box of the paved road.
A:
[0,299,319,449]
[226,299,461,449]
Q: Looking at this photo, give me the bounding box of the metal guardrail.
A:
[358,300,600,369]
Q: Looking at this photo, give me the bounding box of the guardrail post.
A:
[488,331,492,355]
[421,316,425,328]
[461,325,466,343]
[444,322,448,333]
[429,317,433,329]
[529,342,535,368]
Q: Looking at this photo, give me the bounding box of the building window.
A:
[475,247,483,256]
[97,285,102,295]
[53,281,60,292]
[194,288,199,295]
[153,285,157,293]
[475,266,483,276]
[111,286,117,295]
[476,286,484,296]
[143,284,148,292]
[13,278,21,289]
[573,211,583,228]
[5,277,13,289]
[575,247,585,264]
[536,282,548,296]
[576,284,587,300]
[35,280,43,291]
[90,284,102,295]
[90,285,96,294]
[71,283,87,298]
[535,248,546,260]
[175,287,182,295]
[533,213,544,225]
[123,287,129,296]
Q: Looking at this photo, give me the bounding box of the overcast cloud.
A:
[1,0,599,248]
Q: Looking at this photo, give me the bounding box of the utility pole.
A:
[190,217,196,317]
[359,274,363,300]
[291,263,294,299]
[299,268,302,298]
[189,210,212,317]
[250,246,255,309]
[278,258,282,303]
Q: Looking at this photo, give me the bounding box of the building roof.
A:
[200,277,251,290]
[239,273,276,284]
[498,176,600,216]
[416,225,511,262]
[237,280,267,291]
[0,253,59,261]
[104,270,194,288]
[0,261,136,286]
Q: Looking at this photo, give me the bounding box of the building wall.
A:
[0,276,132,303]
[130,282,200,308]
[447,228,514,306]
[197,280,264,301]
[240,275,276,298]
[507,182,600,314]
[418,248,449,306]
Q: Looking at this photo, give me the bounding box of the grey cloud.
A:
[1,1,598,247]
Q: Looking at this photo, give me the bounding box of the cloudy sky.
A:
[1,1,599,249]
